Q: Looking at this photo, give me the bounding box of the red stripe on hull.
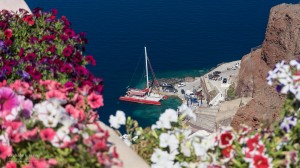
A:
[119,97,161,105]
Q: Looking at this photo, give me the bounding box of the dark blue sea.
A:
[26,0,299,128]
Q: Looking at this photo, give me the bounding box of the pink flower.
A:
[0,87,19,113]
[45,90,66,100]
[0,80,7,87]
[219,130,235,148]
[87,92,104,109]
[87,110,99,123]
[5,161,17,168]
[40,128,56,141]
[10,80,33,95]
[18,96,33,119]
[48,158,58,166]
[72,93,86,109]
[65,104,85,122]
[23,128,38,140]
[77,85,92,96]
[0,143,12,160]
[28,157,49,168]
[5,121,24,143]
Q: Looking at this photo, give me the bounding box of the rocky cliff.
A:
[231,3,300,129]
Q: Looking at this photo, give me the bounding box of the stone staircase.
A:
[189,107,219,132]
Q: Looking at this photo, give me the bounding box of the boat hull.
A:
[119,96,161,105]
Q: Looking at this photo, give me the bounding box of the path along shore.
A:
[157,60,252,134]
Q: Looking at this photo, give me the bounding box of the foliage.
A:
[226,83,236,101]
[0,8,121,167]
[110,60,300,168]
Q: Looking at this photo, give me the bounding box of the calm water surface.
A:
[26,0,299,127]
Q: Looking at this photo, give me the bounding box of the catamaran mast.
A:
[144,46,149,89]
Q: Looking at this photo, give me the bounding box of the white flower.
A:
[193,140,207,157]
[151,148,176,168]
[0,133,10,146]
[180,141,191,157]
[109,110,126,129]
[5,106,21,121]
[290,60,300,70]
[51,128,71,148]
[33,100,70,128]
[159,133,179,152]
[180,105,196,121]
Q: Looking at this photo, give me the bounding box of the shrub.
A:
[0,9,121,167]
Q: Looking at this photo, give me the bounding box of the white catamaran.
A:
[119,47,166,105]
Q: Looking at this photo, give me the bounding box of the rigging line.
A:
[128,51,143,87]
[147,57,159,87]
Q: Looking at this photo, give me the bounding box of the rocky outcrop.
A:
[232,3,300,130]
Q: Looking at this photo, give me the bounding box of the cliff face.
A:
[231,3,300,129]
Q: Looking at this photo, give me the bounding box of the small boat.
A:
[119,47,166,105]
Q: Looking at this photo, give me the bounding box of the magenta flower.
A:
[85,55,96,66]
[64,28,75,37]
[75,66,89,76]
[46,45,56,53]
[62,46,73,57]
[0,87,19,113]
[30,37,38,44]
[4,39,12,46]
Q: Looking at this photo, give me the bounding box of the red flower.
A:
[40,128,56,141]
[85,55,96,66]
[0,143,12,160]
[4,29,13,39]
[222,145,234,158]
[247,134,260,151]
[23,15,35,26]
[250,154,272,168]
[219,131,235,148]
